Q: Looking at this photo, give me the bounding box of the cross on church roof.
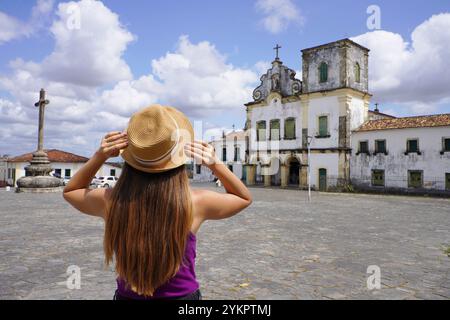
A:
[273,44,281,60]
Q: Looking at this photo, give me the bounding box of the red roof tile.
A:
[106,162,123,168]
[8,149,89,163]
[356,114,450,132]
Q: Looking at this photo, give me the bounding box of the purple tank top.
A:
[116,232,199,299]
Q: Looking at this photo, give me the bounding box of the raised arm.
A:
[185,140,252,221]
[62,131,128,218]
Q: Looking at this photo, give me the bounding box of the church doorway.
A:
[288,158,300,186]
[319,168,327,191]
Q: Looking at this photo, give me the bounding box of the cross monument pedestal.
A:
[16,89,64,193]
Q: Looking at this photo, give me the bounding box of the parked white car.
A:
[51,173,66,185]
[62,176,71,186]
[93,176,118,188]
[91,176,101,186]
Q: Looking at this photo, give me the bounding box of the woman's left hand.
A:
[97,131,128,159]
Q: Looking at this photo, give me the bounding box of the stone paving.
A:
[0,183,449,300]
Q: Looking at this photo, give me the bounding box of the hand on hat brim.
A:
[184,140,219,167]
[98,131,128,159]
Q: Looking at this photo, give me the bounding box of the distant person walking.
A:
[63,104,252,300]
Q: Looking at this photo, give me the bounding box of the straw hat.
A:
[120,104,194,173]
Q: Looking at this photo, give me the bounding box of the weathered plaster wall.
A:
[346,44,369,93]
[348,95,367,130]
[303,45,342,93]
[302,40,369,94]
[350,127,450,189]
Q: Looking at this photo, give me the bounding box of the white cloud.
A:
[146,35,258,118]
[0,99,30,124]
[98,35,259,120]
[351,13,450,114]
[0,0,54,45]
[41,0,135,87]
[255,0,304,34]
[0,12,23,44]
[99,76,161,117]
[0,0,136,156]
[254,60,271,75]
[0,3,259,157]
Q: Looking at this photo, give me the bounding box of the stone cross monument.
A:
[36,88,50,152]
[16,89,63,192]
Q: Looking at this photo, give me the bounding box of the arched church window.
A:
[355,62,361,83]
[319,62,328,83]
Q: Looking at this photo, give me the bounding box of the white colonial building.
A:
[350,114,450,192]
[203,38,450,194]
[193,130,246,182]
[2,149,122,187]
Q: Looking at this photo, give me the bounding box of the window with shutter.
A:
[319,62,328,83]
[359,141,368,154]
[270,119,280,140]
[444,138,450,151]
[355,63,361,83]
[284,118,295,139]
[407,139,419,153]
[372,170,385,186]
[256,121,266,141]
[318,116,328,137]
[375,140,386,154]
[408,170,423,188]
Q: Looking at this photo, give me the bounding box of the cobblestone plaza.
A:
[1,183,449,300]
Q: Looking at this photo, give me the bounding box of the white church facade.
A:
[244,39,371,191]
[198,38,450,195]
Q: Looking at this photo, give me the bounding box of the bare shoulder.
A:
[190,188,207,217]
[190,188,218,212]
[189,188,215,233]
[63,187,110,219]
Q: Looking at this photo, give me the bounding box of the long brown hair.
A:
[104,163,193,296]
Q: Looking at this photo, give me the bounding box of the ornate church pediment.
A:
[252,46,302,103]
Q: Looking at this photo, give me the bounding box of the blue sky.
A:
[1,0,448,77]
[0,0,449,156]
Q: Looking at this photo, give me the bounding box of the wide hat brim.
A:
[120,105,194,173]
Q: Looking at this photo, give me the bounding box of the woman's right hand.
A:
[184,140,219,168]
[97,131,128,159]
